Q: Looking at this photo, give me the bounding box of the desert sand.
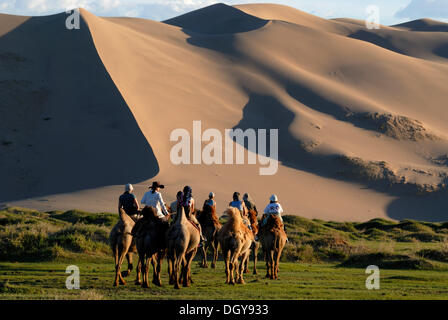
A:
[0,3,447,221]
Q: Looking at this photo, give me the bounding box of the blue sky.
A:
[1,0,448,25]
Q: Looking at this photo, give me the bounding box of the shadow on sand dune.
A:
[386,194,448,222]
[393,19,448,32]
[231,93,338,176]
[0,13,158,203]
[347,30,405,55]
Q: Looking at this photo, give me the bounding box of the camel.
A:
[217,207,254,285]
[259,214,287,280]
[109,209,140,286]
[243,209,260,275]
[133,206,169,288]
[197,204,221,268]
[166,205,201,289]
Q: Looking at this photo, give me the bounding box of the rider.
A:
[229,192,252,230]
[132,181,170,237]
[180,186,206,245]
[140,181,170,220]
[203,192,216,210]
[243,193,258,215]
[261,194,284,226]
[261,194,287,242]
[170,191,183,214]
[118,183,140,222]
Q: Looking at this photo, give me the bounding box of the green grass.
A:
[2,206,448,300]
[2,261,448,300]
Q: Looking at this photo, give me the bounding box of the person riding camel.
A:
[229,192,252,230]
[243,193,257,215]
[118,183,140,223]
[203,192,216,210]
[170,191,183,214]
[180,186,206,245]
[132,181,170,237]
[141,181,170,219]
[261,194,284,225]
[261,194,287,241]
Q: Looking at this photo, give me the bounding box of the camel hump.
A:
[199,204,221,227]
[267,214,284,232]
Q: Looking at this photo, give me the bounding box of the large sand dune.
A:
[1,3,447,221]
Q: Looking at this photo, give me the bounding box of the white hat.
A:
[270,194,278,202]
[209,192,215,198]
[125,183,133,192]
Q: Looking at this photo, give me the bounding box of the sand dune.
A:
[1,3,447,221]
[393,18,448,32]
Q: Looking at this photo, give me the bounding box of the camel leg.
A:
[253,242,260,275]
[122,252,133,277]
[264,249,271,279]
[224,250,230,284]
[268,250,275,280]
[118,234,133,285]
[238,252,249,284]
[273,250,278,280]
[211,240,218,269]
[117,253,127,285]
[244,251,249,274]
[174,255,182,289]
[140,255,146,287]
[228,261,235,285]
[274,247,284,280]
[151,256,157,285]
[168,257,175,285]
[113,245,120,287]
[155,253,163,286]
[115,244,128,286]
[229,253,238,285]
[189,248,197,284]
[200,243,208,268]
[151,254,163,286]
[183,249,196,287]
[142,256,151,288]
[135,256,142,285]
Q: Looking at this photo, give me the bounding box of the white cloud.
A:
[2,0,443,24]
[395,0,448,19]
[0,0,220,20]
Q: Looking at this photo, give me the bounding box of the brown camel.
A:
[217,207,254,285]
[109,209,140,286]
[166,206,200,289]
[259,214,287,280]
[133,206,169,288]
[243,209,260,275]
[197,204,222,268]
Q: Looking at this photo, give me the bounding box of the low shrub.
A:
[339,252,434,270]
[417,249,448,262]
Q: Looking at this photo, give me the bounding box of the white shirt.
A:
[264,202,283,215]
[141,190,168,218]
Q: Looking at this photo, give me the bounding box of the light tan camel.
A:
[166,206,200,289]
[259,214,287,280]
[217,207,254,285]
[109,209,140,286]
[197,204,222,268]
[243,209,260,275]
[133,207,169,288]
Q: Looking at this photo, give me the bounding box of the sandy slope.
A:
[1,3,447,221]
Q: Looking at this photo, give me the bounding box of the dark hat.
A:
[149,181,164,189]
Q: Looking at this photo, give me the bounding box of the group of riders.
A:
[118,181,286,244]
